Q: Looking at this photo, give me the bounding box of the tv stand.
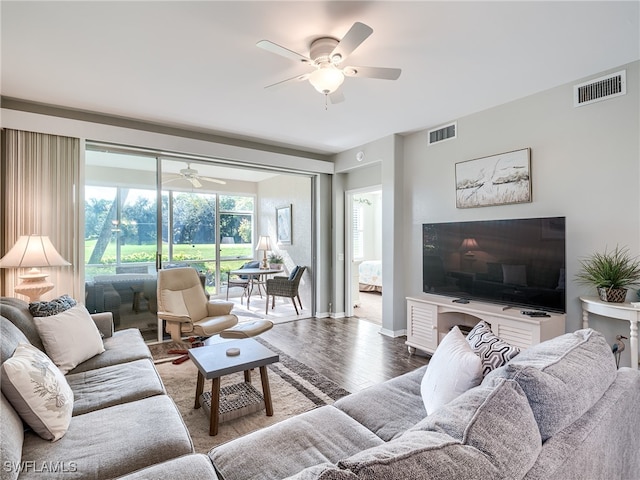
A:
[406,294,566,355]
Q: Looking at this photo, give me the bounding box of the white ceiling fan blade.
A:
[257,40,313,65]
[264,73,311,90]
[198,176,227,185]
[330,22,373,64]
[330,90,345,104]
[162,174,182,184]
[343,66,401,80]
[189,177,202,188]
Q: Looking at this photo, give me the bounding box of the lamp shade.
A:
[0,235,70,268]
[460,238,479,252]
[256,235,272,252]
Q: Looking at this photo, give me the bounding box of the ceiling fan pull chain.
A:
[324,94,328,110]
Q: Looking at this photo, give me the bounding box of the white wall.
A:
[402,61,640,366]
[257,174,313,311]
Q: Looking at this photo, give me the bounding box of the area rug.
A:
[152,338,350,453]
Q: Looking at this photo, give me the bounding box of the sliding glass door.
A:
[84,149,257,341]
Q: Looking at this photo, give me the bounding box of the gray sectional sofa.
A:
[3,294,639,480]
[208,328,640,480]
[0,297,214,480]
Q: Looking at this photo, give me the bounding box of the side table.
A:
[188,338,279,435]
[580,296,639,369]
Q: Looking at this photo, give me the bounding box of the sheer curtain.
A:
[1,129,81,300]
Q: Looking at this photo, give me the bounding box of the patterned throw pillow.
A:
[29,294,77,317]
[466,321,520,376]
[1,343,74,441]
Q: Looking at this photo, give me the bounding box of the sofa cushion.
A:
[0,298,45,351]
[19,395,194,480]
[33,304,105,374]
[1,393,24,480]
[67,358,165,416]
[117,453,217,480]
[340,378,541,480]
[1,343,74,441]
[1,316,30,365]
[335,365,427,441]
[28,294,77,317]
[420,326,483,415]
[523,368,640,480]
[483,328,617,441]
[283,464,357,480]
[67,328,151,374]
[466,320,520,376]
[209,405,385,480]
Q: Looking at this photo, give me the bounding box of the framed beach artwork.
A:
[276,205,292,245]
[455,148,531,208]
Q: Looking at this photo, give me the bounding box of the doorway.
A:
[346,188,382,324]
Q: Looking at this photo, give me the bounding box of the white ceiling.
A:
[2,1,639,156]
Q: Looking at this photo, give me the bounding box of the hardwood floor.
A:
[260,317,430,393]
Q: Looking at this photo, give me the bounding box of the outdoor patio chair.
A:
[225,260,261,303]
[265,266,306,315]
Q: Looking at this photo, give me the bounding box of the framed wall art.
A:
[455,148,531,209]
[276,205,292,245]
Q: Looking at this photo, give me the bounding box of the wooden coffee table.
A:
[189,338,279,435]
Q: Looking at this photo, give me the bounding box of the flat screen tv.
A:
[423,217,566,312]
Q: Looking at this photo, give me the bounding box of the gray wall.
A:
[402,60,639,366]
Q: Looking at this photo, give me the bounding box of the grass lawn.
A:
[85,239,252,263]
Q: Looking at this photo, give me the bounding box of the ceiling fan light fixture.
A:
[309,65,344,95]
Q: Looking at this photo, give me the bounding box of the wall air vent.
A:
[427,122,457,145]
[574,70,626,107]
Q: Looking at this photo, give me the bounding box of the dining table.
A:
[229,267,282,307]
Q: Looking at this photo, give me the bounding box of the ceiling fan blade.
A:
[330,22,373,64]
[189,177,202,188]
[198,176,227,186]
[343,66,401,80]
[264,73,311,90]
[162,174,182,184]
[329,90,345,104]
[257,40,313,65]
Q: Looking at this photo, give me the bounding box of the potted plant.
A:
[575,245,640,303]
[268,253,284,271]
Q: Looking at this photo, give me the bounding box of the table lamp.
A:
[460,238,480,257]
[256,235,272,270]
[0,235,71,301]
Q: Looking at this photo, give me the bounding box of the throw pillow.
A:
[33,304,105,374]
[420,326,483,415]
[29,294,77,317]
[1,343,74,441]
[466,321,520,376]
[288,265,300,281]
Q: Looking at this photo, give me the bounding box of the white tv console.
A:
[406,294,566,355]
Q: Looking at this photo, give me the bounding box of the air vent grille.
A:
[574,70,626,107]
[428,122,457,145]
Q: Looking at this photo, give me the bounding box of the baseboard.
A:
[379,328,407,338]
[330,311,346,319]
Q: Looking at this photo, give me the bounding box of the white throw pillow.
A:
[420,326,483,415]
[1,343,74,441]
[33,304,105,374]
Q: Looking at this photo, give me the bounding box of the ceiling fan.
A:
[162,163,226,188]
[257,22,401,103]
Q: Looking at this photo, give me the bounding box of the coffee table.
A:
[189,338,279,435]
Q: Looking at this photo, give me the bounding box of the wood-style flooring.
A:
[260,317,430,394]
